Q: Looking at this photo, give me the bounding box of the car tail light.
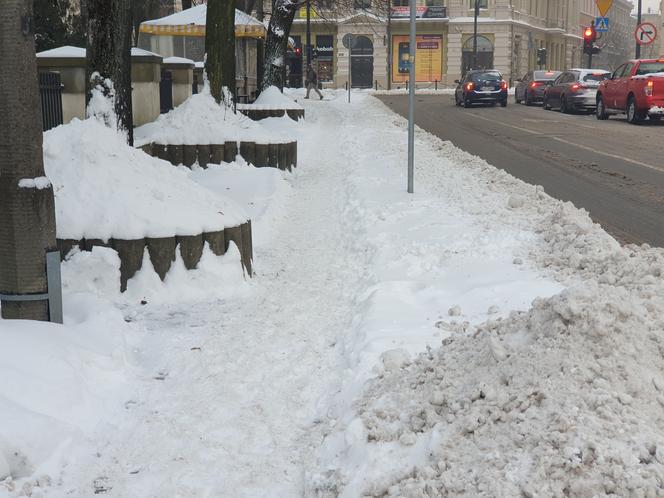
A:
[500,81,508,90]
[530,81,542,88]
[645,80,654,96]
[466,82,474,91]
[570,83,586,91]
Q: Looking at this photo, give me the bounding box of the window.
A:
[355,0,372,8]
[611,64,625,80]
[635,62,664,75]
[425,0,444,5]
[620,63,634,78]
[392,0,408,5]
[470,0,488,8]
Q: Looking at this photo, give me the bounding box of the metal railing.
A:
[38,72,63,131]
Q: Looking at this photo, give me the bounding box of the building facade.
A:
[286,0,594,88]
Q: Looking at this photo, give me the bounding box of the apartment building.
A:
[287,0,589,88]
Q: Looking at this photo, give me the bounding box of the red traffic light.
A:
[583,26,596,40]
[295,46,302,55]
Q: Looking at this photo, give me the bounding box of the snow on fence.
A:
[57,220,253,292]
[140,140,297,170]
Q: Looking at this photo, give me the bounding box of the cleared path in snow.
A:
[64,96,369,497]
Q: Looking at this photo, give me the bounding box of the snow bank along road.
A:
[378,94,664,247]
[4,89,664,497]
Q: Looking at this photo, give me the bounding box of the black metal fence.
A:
[38,72,63,131]
[160,69,173,114]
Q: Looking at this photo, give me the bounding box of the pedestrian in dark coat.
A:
[305,65,323,99]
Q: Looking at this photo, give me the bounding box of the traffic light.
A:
[537,47,547,66]
[583,26,596,54]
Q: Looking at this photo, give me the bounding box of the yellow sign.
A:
[392,35,443,83]
[595,0,613,17]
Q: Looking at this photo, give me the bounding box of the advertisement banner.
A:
[392,35,443,83]
[390,6,447,18]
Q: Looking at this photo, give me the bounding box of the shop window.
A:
[317,60,333,82]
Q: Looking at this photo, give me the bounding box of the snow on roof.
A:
[163,56,195,65]
[36,46,86,58]
[130,47,162,58]
[142,5,263,27]
[37,46,163,60]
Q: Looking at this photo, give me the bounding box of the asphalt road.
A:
[377,94,664,247]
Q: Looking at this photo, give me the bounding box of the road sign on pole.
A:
[635,22,657,46]
[595,0,613,16]
[595,16,609,32]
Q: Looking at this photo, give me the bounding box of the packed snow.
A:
[134,88,293,146]
[3,88,664,498]
[43,117,248,240]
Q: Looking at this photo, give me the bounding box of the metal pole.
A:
[636,0,642,58]
[472,0,479,69]
[387,5,392,90]
[306,0,312,66]
[407,0,415,194]
[348,35,352,103]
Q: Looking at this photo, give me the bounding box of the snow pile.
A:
[311,275,664,497]
[43,117,247,240]
[248,86,303,110]
[0,294,130,488]
[134,88,292,146]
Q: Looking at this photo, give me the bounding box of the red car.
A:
[596,58,664,124]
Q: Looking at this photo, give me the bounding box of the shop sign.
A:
[390,6,447,18]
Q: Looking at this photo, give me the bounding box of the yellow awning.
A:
[139,23,266,38]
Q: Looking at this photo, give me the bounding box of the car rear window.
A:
[471,71,502,81]
[534,70,560,80]
[635,62,664,75]
[583,72,610,83]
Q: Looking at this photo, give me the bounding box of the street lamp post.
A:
[472,0,479,69]
[636,0,642,58]
[306,0,312,67]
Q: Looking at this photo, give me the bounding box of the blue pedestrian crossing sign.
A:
[595,17,609,32]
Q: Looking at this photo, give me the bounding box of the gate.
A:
[38,72,63,131]
[160,69,173,114]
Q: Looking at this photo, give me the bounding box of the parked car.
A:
[543,69,611,113]
[454,70,508,108]
[596,58,664,123]
[514,70,561,105]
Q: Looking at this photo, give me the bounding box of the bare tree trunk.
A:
[86,0,134,145]
[205,0,236,105]
[0,0,58,321]
[262,0,298,90]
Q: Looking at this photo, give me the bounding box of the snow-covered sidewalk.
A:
[4,89,663,498]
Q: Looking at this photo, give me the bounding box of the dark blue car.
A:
[455,70,508,108]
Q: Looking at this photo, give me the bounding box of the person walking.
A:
[305,65,323,100]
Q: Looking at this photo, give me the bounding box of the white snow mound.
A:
[252,86,303,109]
[43,118,248,241]
[134,87,292,146]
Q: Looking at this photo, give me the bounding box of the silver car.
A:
[543,69,611,113]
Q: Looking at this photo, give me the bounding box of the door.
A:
[350,35,374,88]
[613,63,633,110]
[518,72,532,101]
